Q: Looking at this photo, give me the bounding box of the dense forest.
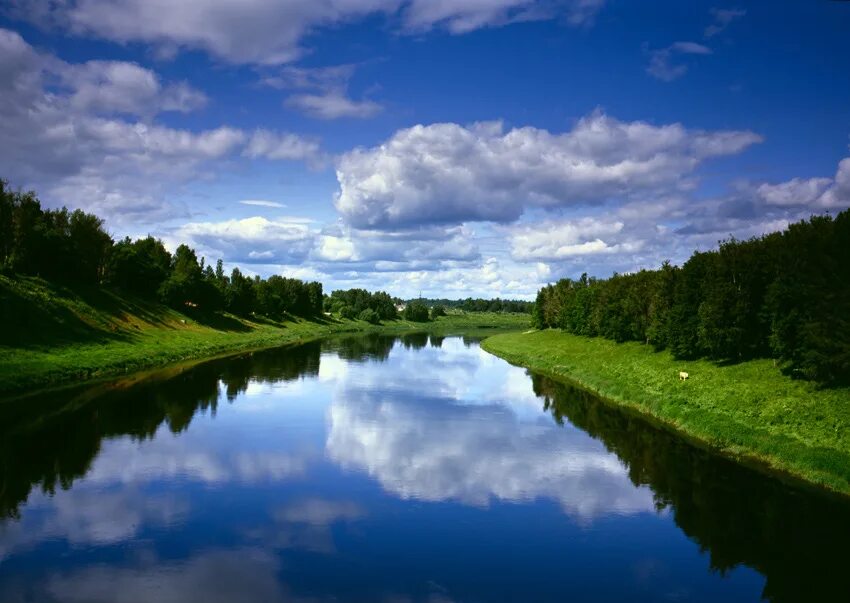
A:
[534,210,850,384]
[0,180,325,319]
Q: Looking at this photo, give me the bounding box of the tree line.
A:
[533,210,850,384]
[415,297,533,313]
[0,180,323,319]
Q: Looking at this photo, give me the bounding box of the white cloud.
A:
[752,155,850,210]
[244,129,323,163]
[646,41,712,82]
[177,216,317,264]
[509,217,645,260]
[63,59,207,116]
[267,63,383,120]
[273,498,365,526]
[334,112,762,229]
[239,199,287,208]
[756,177,833,207]
[286,91,382,119]
[315,224,479,265]
[325,339,656,519]
[0,29,323,225]
[39,549,287,603]
[402,0,604,33]
[704,7,746,39]
[10,0,606,65]
[817,157,850,208]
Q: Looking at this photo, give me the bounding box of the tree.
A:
[430,304,446,319]
[403,301,429,322]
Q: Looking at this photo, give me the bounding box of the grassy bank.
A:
[482,330,850,495]
[0,276,528,397]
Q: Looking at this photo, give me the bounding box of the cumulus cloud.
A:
[334,112,762,229]
[0,29,322,225]
[646,41,712,81]
[62,59,207,116]
[704,7,746,39]
[8,0,606,65]
[315,224,479,265]
[509,216,645,260]
[176,217,318,265]
[756,177,833,207]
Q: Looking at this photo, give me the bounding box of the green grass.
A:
[0,276,528,397]
[482,329,850,496]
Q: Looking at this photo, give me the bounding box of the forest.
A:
[0,180,326,320]
[533,210,850,384]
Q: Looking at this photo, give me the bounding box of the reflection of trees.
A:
[0,343,321,519]
[532,374,850,603]
[428,334,445,348]
[321,334,396,362]
[400,332,429,350]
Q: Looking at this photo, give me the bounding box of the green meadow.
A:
[482,329,850,495]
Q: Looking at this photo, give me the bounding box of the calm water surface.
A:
[2,335,849,602]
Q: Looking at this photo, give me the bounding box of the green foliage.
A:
[358,308,381,324]
[0,179,324,320]
[430,304,446,319]
[338,305,356,320]
[0,181,112,285]
[403,300,430,322]
[533,212,850,385]
[328,288,398,320]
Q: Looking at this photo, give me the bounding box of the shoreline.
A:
[481,330,850,497]
[0,313,528,400]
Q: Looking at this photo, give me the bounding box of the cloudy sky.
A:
[1,0,849,298]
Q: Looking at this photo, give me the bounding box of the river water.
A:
[1,334,849,602]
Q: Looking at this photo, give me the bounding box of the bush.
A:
[403,301,430,322]
[339,305,356,320]
[358,308,381,324]
[430,304,446,319]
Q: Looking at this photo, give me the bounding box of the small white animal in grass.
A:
[679,371,689,381]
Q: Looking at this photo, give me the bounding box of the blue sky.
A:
[1,0,849,298]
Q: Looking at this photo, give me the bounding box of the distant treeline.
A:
[534,211,850,384]
[326,288,398,323]
[0,180,324,319]
[412,297,533,313]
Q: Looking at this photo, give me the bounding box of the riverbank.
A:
[0,276,528,397]
[482,330,850,496]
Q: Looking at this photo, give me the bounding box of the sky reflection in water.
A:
[4,335,846,602]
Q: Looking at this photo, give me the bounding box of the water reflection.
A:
[0,335,848,601]
[534,374,850,603]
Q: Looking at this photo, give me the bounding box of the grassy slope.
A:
[482,330,850,495]
[0,276,528,397]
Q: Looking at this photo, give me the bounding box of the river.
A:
[1,334,849,602]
